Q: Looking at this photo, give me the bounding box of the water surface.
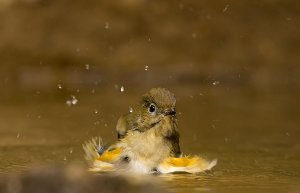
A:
[1,86,299,193]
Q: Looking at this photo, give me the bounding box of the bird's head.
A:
[135,88,177,130]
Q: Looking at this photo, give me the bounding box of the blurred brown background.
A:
[0,0,299,94]
[0,0,300,185]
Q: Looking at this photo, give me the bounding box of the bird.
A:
[116,88,181,157]
[83,88,217,174]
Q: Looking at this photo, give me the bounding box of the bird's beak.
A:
[164,109,176,116]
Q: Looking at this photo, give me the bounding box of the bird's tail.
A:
[82,137,103,165]
[82,137,123,172]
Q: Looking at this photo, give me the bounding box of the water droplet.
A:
[63,156,67,161]
[94,121,100,125]
[16,132,20,139]
[213,81,220,86]
[69,149,73,154]
[222,4,229,13]
[66,96,78,106]
[85,64,90,70]
[66,100,72,107]
[144,65,149,71]
[71,96,78,105]
[94,109,99,114]
[120,86,124,92]
[129,107,133,113]
[104,22,109,29]
[57,84,62,89]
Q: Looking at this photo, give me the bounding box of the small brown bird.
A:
[83,88,217,174]
[112,88,181,172]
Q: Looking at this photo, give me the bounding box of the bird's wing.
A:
[116,115,129,139]
[157,156,217,174]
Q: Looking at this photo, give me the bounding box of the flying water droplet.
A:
[222,4,230,13]
[120,86,124,92]
[129,107,133,113]
[66,96,78,106]
[66,101,72,107]
[71,96,78,105]
[213,81,220,86]
[144,65,149,71]
[57,84,62,89]
[104,22,109,29]
[94,121,100,125]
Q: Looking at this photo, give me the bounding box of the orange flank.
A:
[157,156,216,173]
[96,148,123,163]
[163,156,200,167]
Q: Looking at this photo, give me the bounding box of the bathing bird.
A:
[83,88,216,174]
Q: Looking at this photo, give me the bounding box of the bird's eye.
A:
[148,104,156,113]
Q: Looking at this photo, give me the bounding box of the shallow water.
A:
[1,86,299,193]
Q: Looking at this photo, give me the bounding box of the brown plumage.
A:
[116,88,181,157]
[83,88,217,174]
